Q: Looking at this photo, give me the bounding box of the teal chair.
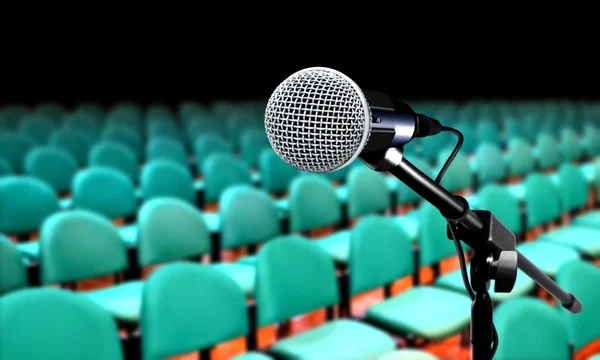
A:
[0,176,59,237]
[137,198,256,296]
[525,174,600,258]
[377,350,439,360]
[323,165,350,184]
[562,163,600,230]
[40,210,143,323]
[49,127,93,167]
[0,133,35,172]
[476,119,501,146]
[241,129,271,169]
[255,236,396,359]
[475,184,579,277]
[420,133,451,163]
[186,119,223,146]
[426,200,535,301]
[536,134,562,171]
[454,123,477,154]
[522,114,540,143]
[0,158,13,176]
[493,298,571,360]
[62,112,102,141]
[102,124,143,160]
[194,135,234,174]
[146,138,189,168]
[0,288,124,360]
[202,153,253,205]
[349,216,471,342]
[559,128,583,163]
[75,102,105,123]
[505,137,535,178]
[88,142,138,183]
[220,186,281,260]
[147,121,183,143]
[24,146,78,194]
[557,261,600,358]
[140,160,196,204]
[0,235,28,295]
[582,125,600,158]
[435,148,473,193]
[35,102,65,123]
[141,263,271,360]
[503,116,522,140]
[105,109,141,134]
[473,143,507,185]
[72,167,138,245]
[19,114,55,144]
[258,149,300,195]
[345,166,392,219]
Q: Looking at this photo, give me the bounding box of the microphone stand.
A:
[360,147,582,360]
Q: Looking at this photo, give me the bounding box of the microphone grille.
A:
[264,67,371,173]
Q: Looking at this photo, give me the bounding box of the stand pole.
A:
[470,251,495,360]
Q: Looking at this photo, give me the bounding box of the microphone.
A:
[264,67,442,173]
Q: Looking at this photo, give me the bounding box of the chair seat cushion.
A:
[232,352,274,360]
[572,211,600,229]
[378,349,439,360]
[119,224,138,246]
[436,267,535,302]
[59,197,72,210]
[386,176,398,192]
[236,255,257,267]
[392,213,420,242]
[17,241,40,260]
[83,280,144,323]
[202,212,221,233]
[270,319,395,360]
[505,183,526,201]
[581,162,596,183]
[366,286,471,340]
[516,242,580,277]
[314,230,351,263]
[540,226,600,257]
[335,187,348,203]
[588,354,600,360]
[276,199,289,213]
[211,263,255,297]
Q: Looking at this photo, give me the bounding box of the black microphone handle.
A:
[388,157,582,314]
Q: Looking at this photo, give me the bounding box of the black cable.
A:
[434,124,499,358]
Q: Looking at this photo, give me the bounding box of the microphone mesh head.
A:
[264,67,371,173]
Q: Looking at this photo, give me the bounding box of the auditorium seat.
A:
[240,128,271,169]
[472,143,507,185]
[255,236,396,359]
[0,235,28,295]
[137,198,256,296]
[560,128,583,163]
[349,216,471,341]
[504,137,536,178]
[557,260,600,358]
[145,138,189,168]
[378,350,439,360]
[493,298,571,360]
[535,134,562,171]
[435,149,473,193]
[24,146,78,194]
[88,142,139,183]
[102,124,143,160]
[139,160,196,204]
[344,166,392,219]
[0,288,125,360]
[62,112,102,141]
[202,153,253,206]
[147,120,184,144]
[18,114,55,144]
[258,149,300,195]
[194,135,234,174]
[49,127,93,167]
[0,132,35,172]
[40,210,143,323]
[582,125,600,157]
[0,158,13,176]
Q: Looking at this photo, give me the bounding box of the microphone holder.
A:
[359,147,582,360]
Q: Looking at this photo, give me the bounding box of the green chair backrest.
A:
[140,160,195,204]
[595,158,600,196]
[474,143,507,185]
[0,158,13,177]
[435,148,473,193]
[105,109,141,134]
[0,288,124,360]
[346,167,391,219]
[147,121,183,143]
[475,184,521,234]
[505,137,535,177]
[396,157,432,205]
[146,105,175,124]
[255,235,339,327]
[24,146,78,193]
[536,134,562,170]
[524,173,561,229]
[454,122,477,154]
[62,112,102,140]
[323,165,350,183]
[101,124,142,159]
[194,135,234,172]
[141,263,248,360]
[557,163,588,212]
[0,235,28,295]
[88,141,138,182]
[503,116,522,139]
[559,128,582,163]
[0,176,59,235]
[240,129,271,169]
[420,132,452,162]
[49,127,93,167]
[288,174,342,233]
[349,216,414,296]
[75,102,105,123]
[40,210,128,284]
[522,115,540,142]
[72,167,137,220]
[476,119,501,146]
[417,202,456,267]
[557,260,600,351]
[18,114,55,144]
[219,185,281,250]
[583,125,600,157]
[494,298,570,360]
[137,198,210,267]
[186,119,222,146]
[35,102,65,123]
[202,153,252,203]
[0,133,35,172]
[258,148,300,194]
[146,138,188,168]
